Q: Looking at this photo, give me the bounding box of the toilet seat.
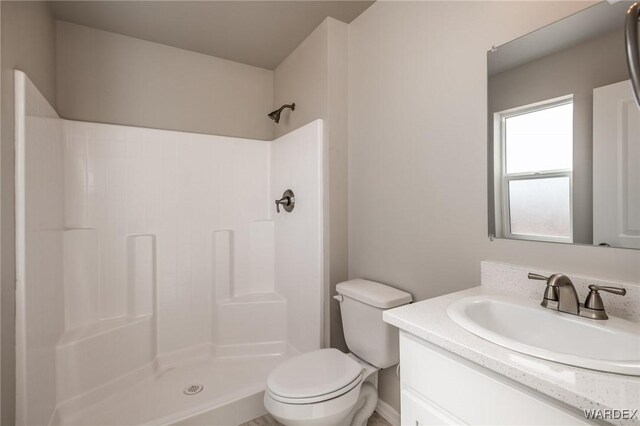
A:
[268,371,363,404]
[266,349,363,404]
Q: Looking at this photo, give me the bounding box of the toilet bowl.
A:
[264,349,378,426]
[264,279,412,426]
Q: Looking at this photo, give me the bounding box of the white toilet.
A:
[264,279,412,426]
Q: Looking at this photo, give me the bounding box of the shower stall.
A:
[14,70,324,425]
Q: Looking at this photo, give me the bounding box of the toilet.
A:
[264,279,412,426]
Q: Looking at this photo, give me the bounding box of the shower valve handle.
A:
[275,190,295,213]
[275,196,289,213]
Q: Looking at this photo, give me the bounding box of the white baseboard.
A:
[375,399,400,426]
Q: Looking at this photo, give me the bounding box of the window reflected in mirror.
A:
[495,98,573,242]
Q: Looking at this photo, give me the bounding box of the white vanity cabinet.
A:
[399,332,591,426]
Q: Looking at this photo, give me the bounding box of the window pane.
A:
[509,177,571,238]
[505,102,573,174]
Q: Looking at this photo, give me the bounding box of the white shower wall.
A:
[15,71,65,426]
[16,71,323,425]
[64,120,276,352]
[271,126,324,353]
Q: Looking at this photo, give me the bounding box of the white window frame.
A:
[493,95,574,244]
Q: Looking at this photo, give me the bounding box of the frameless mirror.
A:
[487,1,640,250]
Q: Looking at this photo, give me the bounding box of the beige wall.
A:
[56,21,274,140]
[273,17,349,350]
[326,19,349,350]
[348,1,640,412]
[1,2,57,424]
[489,29,627,245]
[274,21,328,139]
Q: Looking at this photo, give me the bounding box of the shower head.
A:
[268,103,295,123]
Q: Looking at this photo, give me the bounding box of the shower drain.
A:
[183,384,204,395]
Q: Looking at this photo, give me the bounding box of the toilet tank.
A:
[336,279,412,369]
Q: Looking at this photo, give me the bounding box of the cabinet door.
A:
[400,332,591,425]
[401,389,464,426]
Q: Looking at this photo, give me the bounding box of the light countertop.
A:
[384,285,640,425]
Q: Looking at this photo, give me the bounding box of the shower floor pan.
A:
[54,349,295,426]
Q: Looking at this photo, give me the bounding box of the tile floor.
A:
[240,411,392,426]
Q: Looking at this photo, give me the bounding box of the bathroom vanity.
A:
[398,333,589,425]
[384,262,640,426]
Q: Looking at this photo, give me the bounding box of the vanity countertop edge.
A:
[383,286,640,425]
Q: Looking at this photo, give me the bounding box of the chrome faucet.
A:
[528,273,626,320]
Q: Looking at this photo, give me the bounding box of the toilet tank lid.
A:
[336,279,412,308]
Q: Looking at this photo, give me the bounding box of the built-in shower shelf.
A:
[214,292,287,347]
[56,315,156,403]
[218,292,285,304]
[57,315,153,347]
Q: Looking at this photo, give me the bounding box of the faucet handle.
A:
[528,273,558,306]
[528,273,550,281]
[587,284,626,296]
[582,285,626,320]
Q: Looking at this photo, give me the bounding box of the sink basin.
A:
[447,294,640,376]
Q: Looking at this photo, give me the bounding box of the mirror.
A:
[488,1,640,250]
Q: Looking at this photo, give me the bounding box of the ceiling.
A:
[488,1,630,76]
[51,1,375,70]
